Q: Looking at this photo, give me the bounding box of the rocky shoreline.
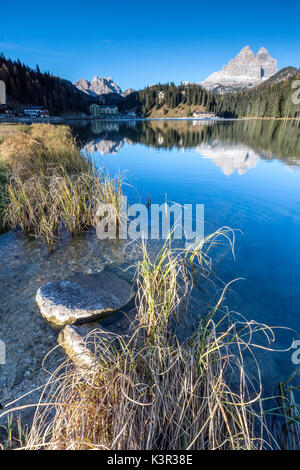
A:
[37,269,135,368]
[0,227,142,431]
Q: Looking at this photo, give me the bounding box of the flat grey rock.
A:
[36,270,133,328]
[58,304,138,368]
[58,323,118,369]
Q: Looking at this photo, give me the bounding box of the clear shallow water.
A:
[78,118,300,387]
[0,118,300,409]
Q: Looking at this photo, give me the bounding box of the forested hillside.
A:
[123,83,215,116]
[0,54,95,114]
[123,69,300,118]
[213,67,300,118]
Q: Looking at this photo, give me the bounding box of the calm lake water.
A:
[1,118,300,409]
[75,118,300,388]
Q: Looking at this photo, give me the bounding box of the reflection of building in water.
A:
[89,104,118,117]
[192,120,215,127]
[127,119,137,127]
[197,142,259,175]
[91,120,120,134]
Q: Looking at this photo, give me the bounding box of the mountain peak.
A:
[238,45,254,56]
[202,45,278,94]
[74,76,122,96]
[257,46,269,55]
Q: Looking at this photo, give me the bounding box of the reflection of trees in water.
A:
[117,121,216,149]
[119,120,300,164]
[81,119,300,164]
[202,120,300,162]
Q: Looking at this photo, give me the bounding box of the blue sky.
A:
[1,0,299,91]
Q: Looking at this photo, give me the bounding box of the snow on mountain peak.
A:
[202,46,278,94]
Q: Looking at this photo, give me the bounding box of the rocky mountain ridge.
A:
[74,76,122,97]
[254,66,299,88]
[121,88,135,97]
[202,46,278,94]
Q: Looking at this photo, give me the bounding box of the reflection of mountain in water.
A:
[84,138,124,155]
[197,142,259,175]
[83,120,134,155]
[79,119,300,167]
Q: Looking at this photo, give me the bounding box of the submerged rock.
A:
[58,323,118,369]
[57,302,136,372]
[36,270,133,328]
[58,301,138,368]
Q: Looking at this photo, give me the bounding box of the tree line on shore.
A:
[213,68,300,118]
[128,83,216,115]
[0,54,94,114]
[124,68,300,118]
[1,52,299,118]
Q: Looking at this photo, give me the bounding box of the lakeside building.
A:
[0,80,6,105]
[193,111,216,119]
[89,104,118,117]
[23,106,49,117]
[127,111,137,118]
[0,104,14,116]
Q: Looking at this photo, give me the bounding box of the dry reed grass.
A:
[0,124,87,178]
[20,232,280,450]
[0,124,123,245]
[4,167,123,247]
[0,125,297,449]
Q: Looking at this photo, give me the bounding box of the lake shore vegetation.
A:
[21,235,283,450]
[0,124,123,246]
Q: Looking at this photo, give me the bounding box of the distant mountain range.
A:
[201,46,279,94]
[74,76,134,98]
[74,49,298,102]
[1,48,299,118]
[75,76,122,96]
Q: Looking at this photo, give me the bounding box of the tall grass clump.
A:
[0,415,29,450]
[274,372,300,449]
[4,167,123,247]
[0,160,9,231]
[0,124,87,178]
[0,124,123,246]
[23,230,278,450]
